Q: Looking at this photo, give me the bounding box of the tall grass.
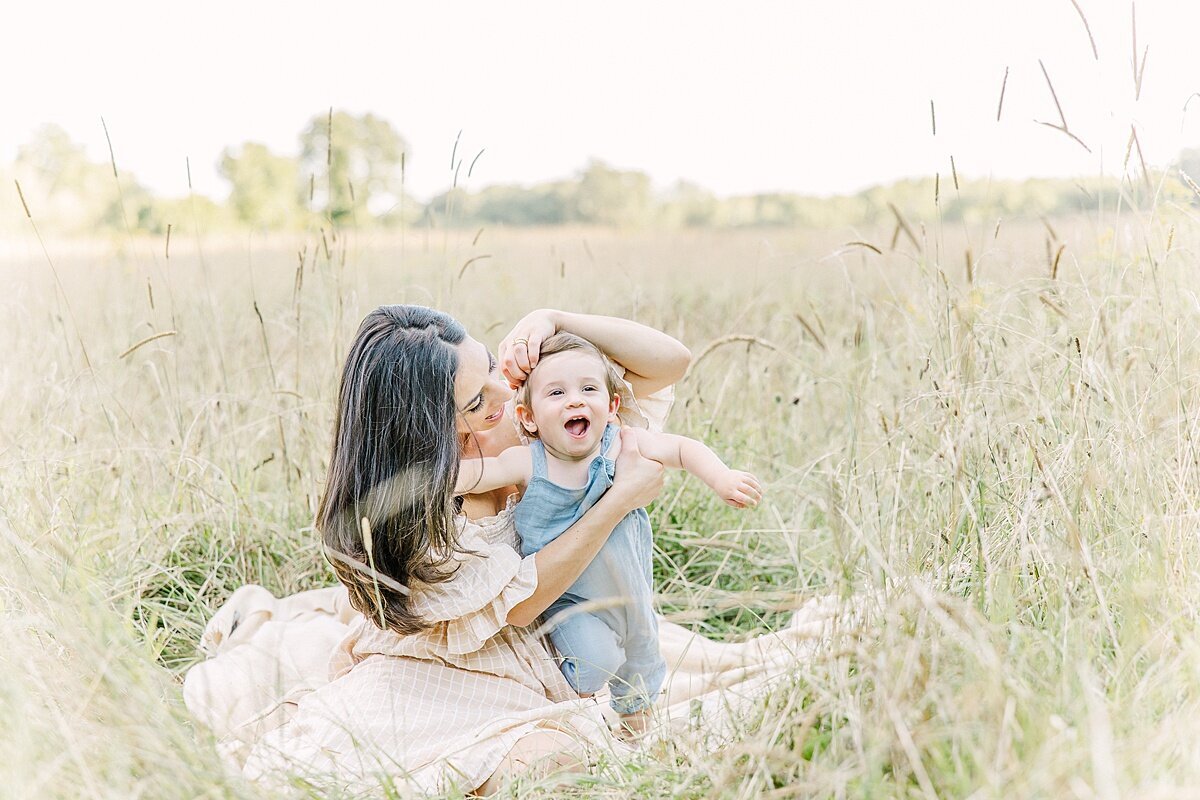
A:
[2,200,1199,796]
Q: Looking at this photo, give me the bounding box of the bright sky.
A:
[5,0,1199,202]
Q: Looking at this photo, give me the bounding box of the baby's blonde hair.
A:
[515,332,628,438]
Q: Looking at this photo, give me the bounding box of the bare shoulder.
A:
[498,444,533,469]
[489,444,533,485]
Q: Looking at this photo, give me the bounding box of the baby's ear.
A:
[515,403,538,434]
[608,393,621,418]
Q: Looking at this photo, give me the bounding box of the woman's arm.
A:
[506,429,665,626]
[499,309,691,397]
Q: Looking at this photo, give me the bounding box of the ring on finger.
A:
[513,337,529,347]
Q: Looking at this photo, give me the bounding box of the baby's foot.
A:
[616,709,651,741]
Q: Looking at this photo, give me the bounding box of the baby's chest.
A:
[543,458,591,487]
[542,435,622,487]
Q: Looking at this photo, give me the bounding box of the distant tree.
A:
[299,111,409,223]
[14,124,153,233]
[16,124,98,194]
[1180,147,1200,179]
[574,160,651,226]
[660,181,717,227]
[218,142,302,228]
[1178,148,1200,205]
[474,182,576,225]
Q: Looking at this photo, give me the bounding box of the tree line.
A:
[5,111,1198,237]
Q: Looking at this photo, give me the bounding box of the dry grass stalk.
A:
[468,148,485,178]
[119,330,177,360]
[457,254,493,280]
[1068,0,1099,60]
[996,66,1009,121]
[15,179,31,218]
[326,107,333,166]
[1035,60,1093,153]
[1131,3,1149,100]
[1179,170,1200,200]
[887,202,920,250]
[845,241,882,255]
[794,312,828,351]
[1039,292,1067,317]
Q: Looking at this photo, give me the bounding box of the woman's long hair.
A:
[317,305,467,634]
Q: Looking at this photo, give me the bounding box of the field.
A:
[3,206,1200,798]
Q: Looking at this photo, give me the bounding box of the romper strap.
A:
[528,437,548,478]
[599,424,620,478]
[600,422,619,453]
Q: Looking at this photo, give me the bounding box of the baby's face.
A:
[519,351,618,461]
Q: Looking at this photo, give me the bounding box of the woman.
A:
[197,306,830,794]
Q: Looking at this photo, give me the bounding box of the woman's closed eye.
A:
[464,352,499,414]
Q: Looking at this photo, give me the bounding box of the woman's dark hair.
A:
[317,304,468,634]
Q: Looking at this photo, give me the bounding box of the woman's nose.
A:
[491,377,514,403]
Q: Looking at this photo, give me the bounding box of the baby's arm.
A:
[631,429,762,508]
[455,446,534,496]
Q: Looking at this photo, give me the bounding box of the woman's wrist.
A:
[543,309,567,333]
[596,483,639,518]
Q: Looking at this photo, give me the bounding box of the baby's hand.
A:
[714,469,762,509]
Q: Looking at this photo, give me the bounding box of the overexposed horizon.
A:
[5,0,1200,204]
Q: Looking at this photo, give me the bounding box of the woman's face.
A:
[454,335,514,435]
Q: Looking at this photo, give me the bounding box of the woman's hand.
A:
[507,428,664,627]
[609,429,666,512]
[498,309,560,388]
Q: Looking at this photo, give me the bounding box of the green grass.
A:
[3,207,1200,797]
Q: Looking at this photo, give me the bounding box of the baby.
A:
[455,332,761,728]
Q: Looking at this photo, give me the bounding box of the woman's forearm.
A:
[506,492,631,627]
[506,428,665,627]
[553,311,691,393]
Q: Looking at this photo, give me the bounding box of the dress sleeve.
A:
[409,522,539,655]
[612,365,675,433]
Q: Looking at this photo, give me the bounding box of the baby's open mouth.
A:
[564,415,591,439]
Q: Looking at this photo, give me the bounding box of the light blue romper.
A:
[514,423,666,714]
